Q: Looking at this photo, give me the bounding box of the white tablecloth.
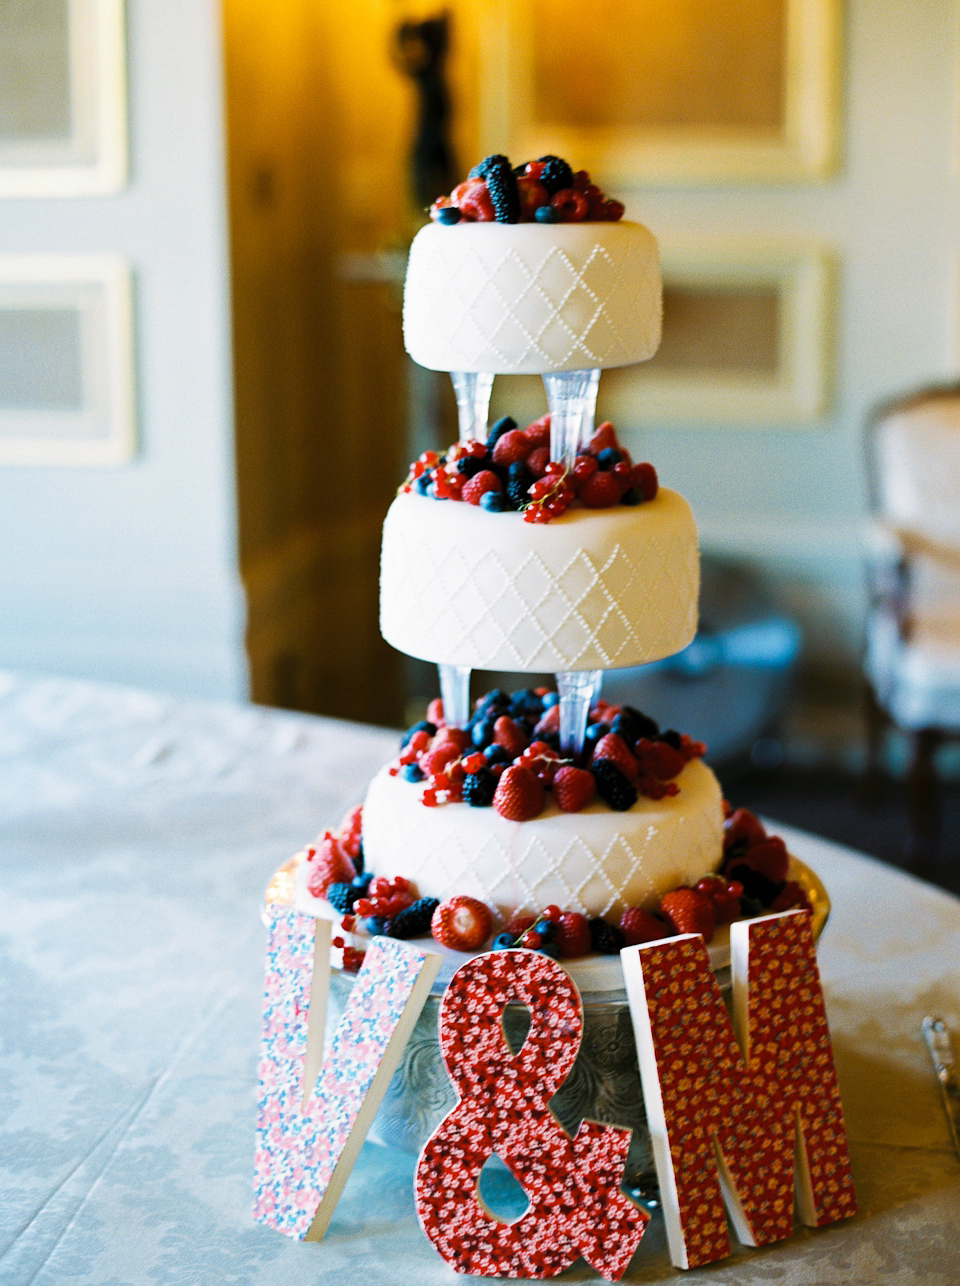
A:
[2,672,959,1284]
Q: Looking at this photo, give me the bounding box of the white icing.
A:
[361,757,724,924]
[380,488,699,671]
[403,221,662,374]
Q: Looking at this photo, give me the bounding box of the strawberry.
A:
[533,703,561,737]
[579,471,622,508]
[505,912,536,937]
[454,178,495,221]
[492,429,531,467]
[517,174,549,219]
[634,738,686,781]
[620,906,668,946]
[552,765,596,812]
[728,836,790,883]
[431,896,493,951]
[427,697,445,725]
[422,741,461,777]
[493,715,529,758]
[523,415,551,449]
[306,831,355,899]
[493,764,545,820]
[591,732,638,781]
[769,880,810,913]
[723,807,767,850]
[525,446,551,478]
[555,911,592,958]
[588,421,619,454]
[432,726,471,752]
[462,469,503,505]
[659,889,716,942]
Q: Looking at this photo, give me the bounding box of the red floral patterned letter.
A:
[622,910,856,1270]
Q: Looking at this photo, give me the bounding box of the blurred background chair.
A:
[864,385,960,859]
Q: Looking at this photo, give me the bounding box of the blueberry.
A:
[585,722,610,751]
[621,487,643,505]
[538,941,562,959]
[484,744,511,766]
[436,205,462,224]
[401,763,425,782]
[492,932,516,951]
[364,916,387,935]
[535,204,560,223]
[532,920,556,942]
[541,691,559,708]
[480,490,508,512]
[486,416,517,452]
[457,454,490,477]
[597,447,624,470]
[414,474,432,495]
[351,871,373,891]
[400,719,436,748]
[472,717,495,749]
[480,689,510,711]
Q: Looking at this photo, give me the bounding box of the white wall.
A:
[0,0,246,698]
[629,0,960,671]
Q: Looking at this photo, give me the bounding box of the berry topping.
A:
[591,760,639,811]
[431,154,622,224]
[470,154,520,223]
[431,895,494,951]
[620,906,668,946]
[492,763,545,821]
[555,911,592,959]
[305,831,356,899]
[537,155,574,194]
[659,888,717,943]
[388,897,441,939]
[552,765,597,813]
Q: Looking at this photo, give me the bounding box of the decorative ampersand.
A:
[415,950,649,1280]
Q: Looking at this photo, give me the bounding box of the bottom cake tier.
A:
[361,756,724,924]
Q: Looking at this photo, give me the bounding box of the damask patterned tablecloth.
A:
[1,671,959,1285]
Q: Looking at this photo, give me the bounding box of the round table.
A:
[1,671,958,1285]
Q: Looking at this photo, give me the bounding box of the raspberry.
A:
[579,471,622,508]
[591,732,638,781]
[634,461,658,500]
[387,897,440,939]
[434,725,471,751]
[305,832,356,898]
[326,881,361,914]
[523,415,551,449]
[591,760,638,811]
[462,767,497,807]
[555,911,592,958]
[634,737,686,781]
[526,446,550,478]
[492,715,529,758]
[492,429,531,467]
[589,918,625,955]
[620,907,668,946]
[660,889,716,942]
[462,469,503,505]
[551,188,591,220]
[537,155,574,195]
[493,764,545,821]
[598,198,625,222]
[550,766,593,812]
[431,896,494,951]
[422,742,461,777]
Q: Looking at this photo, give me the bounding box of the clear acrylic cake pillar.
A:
[450,371,494,442]
[543,368,600,468]
[556,669,602,757]
[438,663,471,729]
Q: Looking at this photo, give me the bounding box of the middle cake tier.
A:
[380,487,699,671]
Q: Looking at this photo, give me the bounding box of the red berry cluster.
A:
[354,875,416,920]
[399,418,659,524]
[431,159,624,224]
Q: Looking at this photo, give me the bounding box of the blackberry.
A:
[539,730,561,753]
[457,454,490,478]
[512,160,531,176]
[589,918,625,955]
[401,763,425,782]
[327,881,360,914]
[659,729,682,750]
[726,864,782,907]
[506,461,533,511]
[537,155,574,195]
[400,719,436,749]
[479,688,510,712]
[623,706,659,740]
[469,154,520,223]
[387,897,440,940]
[592,760,639,811]
[486,415,517,452]
[463,768,497,807]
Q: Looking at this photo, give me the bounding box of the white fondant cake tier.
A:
[361,757,724,924]
[403,220,661,374]
[380,488,699,671]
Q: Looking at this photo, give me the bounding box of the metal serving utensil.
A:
[922,1016,960,1160]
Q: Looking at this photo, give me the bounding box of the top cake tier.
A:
[403,221,662,375]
